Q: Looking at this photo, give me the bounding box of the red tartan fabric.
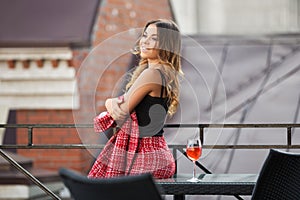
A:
[128,136,176,178]
[88,112,175,179]
[93,111,116,132]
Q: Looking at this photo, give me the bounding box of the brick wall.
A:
[16,0,174,174]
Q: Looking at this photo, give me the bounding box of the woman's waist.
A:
[139,128,164,138]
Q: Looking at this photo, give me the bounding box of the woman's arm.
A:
[106,68,162,122]
[121,68,162,113]
[105,96,127,123]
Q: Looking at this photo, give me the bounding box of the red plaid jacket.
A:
[88,111,175,179]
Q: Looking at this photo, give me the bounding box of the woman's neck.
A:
[147,59,160,69]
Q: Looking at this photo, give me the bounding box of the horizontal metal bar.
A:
[1,123,300,129]
[0,124,93,128]
[201,145,300,149]
[1,144,300,149]
[164,124,300,128]
[0,144,105,149]
[171,144,300,149]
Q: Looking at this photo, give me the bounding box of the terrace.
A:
[0,123,299,199]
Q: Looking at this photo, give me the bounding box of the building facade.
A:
[0,0,174,173]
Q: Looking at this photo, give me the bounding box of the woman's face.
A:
[139,24,159,61]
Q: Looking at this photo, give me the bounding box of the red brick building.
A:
[0,0,174,173]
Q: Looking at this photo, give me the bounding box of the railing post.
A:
[173,147,177,175]
[199,126,204,145]
[28,126,33,146]
[287,127,292,147]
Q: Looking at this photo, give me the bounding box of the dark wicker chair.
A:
[251,149,300,200]
[59,168,163,200]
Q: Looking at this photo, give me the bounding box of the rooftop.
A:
[0,0,100,47]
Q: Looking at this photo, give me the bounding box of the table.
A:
[156,174,257,200]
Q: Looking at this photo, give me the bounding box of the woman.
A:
[88,19,182,179]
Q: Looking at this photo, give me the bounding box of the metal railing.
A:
[0,123,300,200]
[1,123,300,149]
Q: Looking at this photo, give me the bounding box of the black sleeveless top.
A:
[135,70,169,137]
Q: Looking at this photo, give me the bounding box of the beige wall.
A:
[171,0,300,35]
[0,106,9,144]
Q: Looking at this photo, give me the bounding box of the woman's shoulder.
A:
[141,68,160,75]
[139,68,162,81]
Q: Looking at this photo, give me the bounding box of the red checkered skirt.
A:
[128,136,176,179]
[88,112,175,179]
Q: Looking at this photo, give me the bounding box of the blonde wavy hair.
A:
[126,19,183,116]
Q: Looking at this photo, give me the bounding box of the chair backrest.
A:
[59,168,163,200]
[251,149,300,200]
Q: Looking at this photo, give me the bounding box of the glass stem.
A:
[193,160,196,179]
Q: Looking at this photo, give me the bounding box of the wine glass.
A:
[186,138,202,182]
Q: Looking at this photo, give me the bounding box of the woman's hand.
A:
[105,97,128,126]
